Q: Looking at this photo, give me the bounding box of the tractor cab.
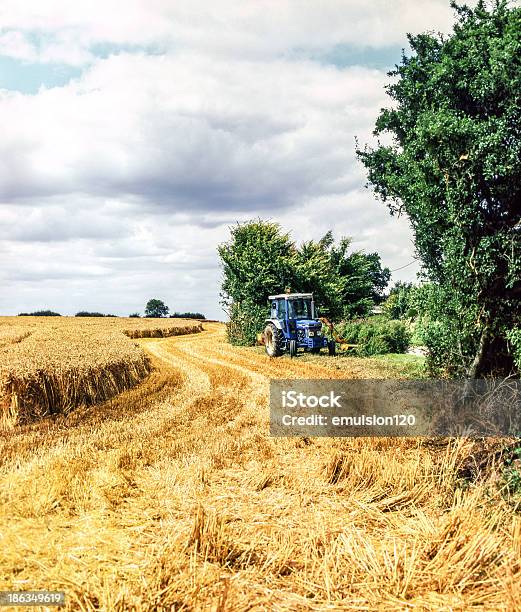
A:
[264,293,335,358]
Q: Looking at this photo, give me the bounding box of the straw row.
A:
[123,322,203,338]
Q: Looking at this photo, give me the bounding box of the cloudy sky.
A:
[0,1,460,319]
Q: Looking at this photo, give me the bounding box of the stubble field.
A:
[0,320,519,610]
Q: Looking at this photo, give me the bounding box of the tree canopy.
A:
[144,299,169,318]
[358,0,521,376]
[218,220,390,344]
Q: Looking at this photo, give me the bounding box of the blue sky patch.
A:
[0,55,82,93]
[310,44,407,71]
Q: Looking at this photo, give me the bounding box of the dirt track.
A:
[0,323,519,610]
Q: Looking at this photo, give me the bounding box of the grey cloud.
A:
[0,202,131,242]
[1,55,380,215]
[0,3,433,318]
[5,265,111,282]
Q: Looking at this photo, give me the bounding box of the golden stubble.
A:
[0,322,518,610]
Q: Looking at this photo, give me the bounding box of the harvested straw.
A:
[123,322,203,339]
[0,317,202,425]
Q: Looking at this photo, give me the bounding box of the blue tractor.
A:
[263,293,336,358]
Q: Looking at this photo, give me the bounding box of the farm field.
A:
[0,322,519,610]
[0,317,203,427]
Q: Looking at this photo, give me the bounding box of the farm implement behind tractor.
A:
[318,316,359,353]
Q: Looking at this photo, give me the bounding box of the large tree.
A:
[219,220,296,310]
[144,299,169,318]
[358,0,521,377]
[292,231,390,320]
[218,220,390,344]
[218,221,297,345]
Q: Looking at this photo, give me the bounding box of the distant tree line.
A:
[170,312,206,319]
[75,311,117,317]
[18,310,61,316]
[16,303,206,320]
[134,300,206,319]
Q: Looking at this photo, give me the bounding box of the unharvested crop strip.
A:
[0,317,203,426]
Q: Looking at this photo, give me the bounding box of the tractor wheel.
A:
[264,323,284,357]
[289,339,297,358]
[328,340,336,356]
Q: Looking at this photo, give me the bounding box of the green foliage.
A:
[405,284,463,373]
[128,313,141,318]
[501,446,521,500]
[18,310,61,316]
[408,282,514,375]
[507,328,521,371]
[503,466,521,498]
[219,220,297,309]
[292,232,391,320]
[358,0,521,377]
[383,282,418,319]
[338,316,411,356]
[170,312,206,319]
[369,353,427,379]
[144,299,169,318]
[218,220,390,345]
[225,301,267,346]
